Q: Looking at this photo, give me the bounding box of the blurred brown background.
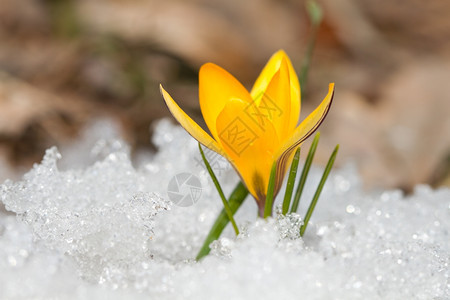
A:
[0,0,449,191]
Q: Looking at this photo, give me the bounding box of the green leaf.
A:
[198,143,239,235]
[290,132,320,213]
[300,0,323,95]
[263,162,278,218]
[306,0,323,26]
[196,182,249,261]
[282,147,301,215]
[300,144,339,236]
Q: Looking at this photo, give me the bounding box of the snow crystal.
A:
[0,119,449,299]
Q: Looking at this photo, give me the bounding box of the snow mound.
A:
[0,119,449,299]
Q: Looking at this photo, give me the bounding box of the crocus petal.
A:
[160,85,224,154]
[215,98,279,201]
[258,57,291,141]
[161,50,333,214]
[250,50,300,131]
[274,83,335,185]
[199,63,253,142]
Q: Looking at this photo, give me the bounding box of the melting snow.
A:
[0,119,448,299]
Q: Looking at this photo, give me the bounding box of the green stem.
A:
[282,148,301,215]
[263,162,278,218]
[196,182,249,261]
[300,145,339,236]
[198,143,239,235]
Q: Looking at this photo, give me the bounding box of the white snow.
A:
[0,119,449,299]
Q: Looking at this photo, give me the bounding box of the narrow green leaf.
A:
[282,148,301,215]
[263,162,278,218]
[198,143,239,235]
[290,132,320,213]
[300,0,323,96]
[196,182,249,261]
[300,144,339,236]
[306,0,323,26]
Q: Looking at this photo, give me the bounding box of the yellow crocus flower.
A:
[160,50,334,216]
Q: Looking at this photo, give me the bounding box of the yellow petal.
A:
[257,57,291,141]
[160,85,223,154]
[250,50,300,130]
[275,83,335,176]
[215,97,279,201]
[199,63,253,142]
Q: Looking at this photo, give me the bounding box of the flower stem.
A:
[196,182,248,261]
[282,148,301,215]
[290,132,320,213]
[300,144,339,236]
[263,162,278,218]
[198,143,239,235]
